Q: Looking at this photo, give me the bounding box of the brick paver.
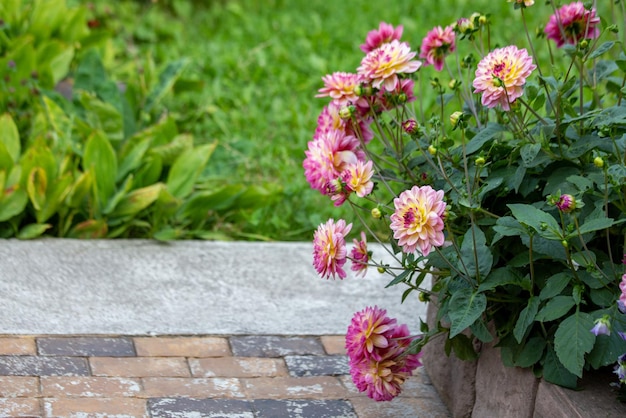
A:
[0,334,451,417]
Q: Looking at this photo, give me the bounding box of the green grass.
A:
[86,0,600,241]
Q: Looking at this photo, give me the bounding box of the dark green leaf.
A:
[535,296,575,322]
[514,337,546,368]
[448,291,487,338]
[543,345,578,389]
[539,272,572,300]
[514,296,540,343]
[554,311,595,377]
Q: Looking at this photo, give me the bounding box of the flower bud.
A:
[449,111,464,128]
[371,207,382,219]
[402,119,418,134]
[428,145,437,155]
[339,105,356,120]
[608,24,619,34]
[430,78,441,89]
[354,84,374,97]
[448,79,461,90]
[556,194,576,213]
[593,156,604,168]
[456,17,474,34]
[377,266,386,274]
[475,156,486,166]
[478,15,488,25]
[418,292,430,302]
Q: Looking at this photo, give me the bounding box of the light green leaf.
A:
[111,183,165,217]
[144,58,190,114]
[83,131,118,213]
[0,113,20,162]
[448,290,487,338]
[0,188,28,222]
[554,311,595,377]
[17,223,51,239]
[166,142,217,199]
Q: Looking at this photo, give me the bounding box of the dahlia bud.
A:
[593,156,604,168]
[402,119,418,134]
[371,207,382,219]
[339,105,356,120]
[448,79,461,90]
[354,84,374,97]
[377,266,386,274]
[449,111,464,128]
[556,194,576,213]
[428,145,437,155]
[475,156,486,166]
[456,17,474,34]
[418,292,430,302]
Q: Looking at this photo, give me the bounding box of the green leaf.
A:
[17,223,51,239]
[466,123,506,155]
[110,183,165,217]
[554,311,595,377]
[588,333,626,369]
[448,290,487,338]
[514,296,540,343]
[514,337,546,368]
[539,272,572,300]
[0,188,28,222]
[543,345,578,389]
[536,296,575,322]
[83,131,118,214]
[520,143,541,167]
[460,226,492,279]
[144,58,190,114]
[449,333,479,361]
[166,142,217,199]
[0,113,20,162]
[588,41,615,59]
[470,318,493,343]
[478,266,524,292]
[570,216,614,237]
[26,167,47,212]
[508,203,562,240]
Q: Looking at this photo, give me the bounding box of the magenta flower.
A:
[545,2,600,48]
[357,40,422,92]
[619,274,626,306]
[360,22,403,53]
[556,194,576,213]
[350,232,369,277]
[303,129,361,194]
[419,25,456,71]
[473,45,536,111]
[346,306,422,401]
[316,72,361,106]
[389,185,446,256]
[312,219,353,279]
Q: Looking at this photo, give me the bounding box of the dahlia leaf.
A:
[448,290,486,338]
[554,311,595,377]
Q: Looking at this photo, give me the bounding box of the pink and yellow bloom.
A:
[346,306,422,401]
[343,160,374,198]
[390,185,446,256]
[508,0,534,7]
[357,40,422,92]
[360,22,403,53]
[316,72,361,106]
[473,45,536,111]
[350,232,369,277]
[619,273,626,306]
[419,25,456,71]
[312,218,353,279]
[544,2,600,47]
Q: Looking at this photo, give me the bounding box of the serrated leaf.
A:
[448,290,487,338]
[514,336,546,368]
[514,296,540,343]
[508,203,562,240]
[470,318,493,343]
[460,226,493,279]
[570,216,614,237]
[554,311,595,377]
[543,345,578,389]
[588,41,615,59]
[466,123,506,154]
[539,272,572,300]
[536,296,575,322]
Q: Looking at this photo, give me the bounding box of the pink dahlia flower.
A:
[390,185,446,256]
[357,40,422,92]
[312,219,353,279]
[316,72,361,106]
[346,306,422,401]
[303,129,362,194]
[473,45,536,111]
[350,232,369,277]
[620,274,626,306]
[343,160,374,198]
[545,2,600,47]
[556,194,576,213]
[419,25,456,71]
[360,22,404,53]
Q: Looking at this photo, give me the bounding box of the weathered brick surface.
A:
[350,396,451,418]
[321,335,346,355]
[0,355,89,376]
[285,354,349,377]
[148,398,253,417]
[0,337,36,355]
[141,377,245,398]
[41,376,142,397]
[37,336,135,357]
[0,376,40,397]
[230,336,325,357]
[252,399,357,418]
[90,357,190,377]
[189,356,288,378]
[134,336,230,357]
[242,376,350,399]
[44,397,148,417]
[0,398,41,416]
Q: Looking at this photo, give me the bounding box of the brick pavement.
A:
[0,335,451,417]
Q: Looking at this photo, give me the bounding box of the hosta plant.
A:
[304,0,626,401]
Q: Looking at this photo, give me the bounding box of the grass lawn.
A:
[88,0,610,241]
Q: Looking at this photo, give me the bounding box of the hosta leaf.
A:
[83,131,118,213]
[167,142,217,199]
[111,183,165,217]
[0,113,20,162]
[17,223,51,239]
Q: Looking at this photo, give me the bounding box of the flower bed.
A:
[303,0,626,406]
